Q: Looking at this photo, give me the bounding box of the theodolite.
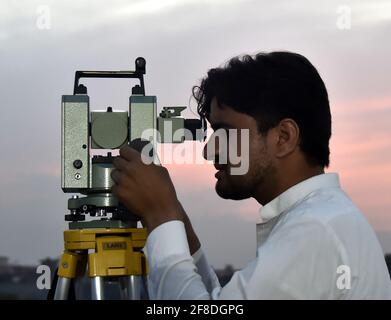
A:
[50,57,205,300]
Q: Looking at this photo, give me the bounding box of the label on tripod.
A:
[102,241,127,250]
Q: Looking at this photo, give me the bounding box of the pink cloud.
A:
[329,96,391,231]
[332,96,391,116]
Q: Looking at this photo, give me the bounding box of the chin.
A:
[215,180,250,200]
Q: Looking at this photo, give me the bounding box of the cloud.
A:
[0,0,253,40]
[352,1,391,26]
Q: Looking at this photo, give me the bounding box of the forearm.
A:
[145,220,220,299]
[141,200,201,255]
[174,205,221,294]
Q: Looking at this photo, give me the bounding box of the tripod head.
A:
[61,57,205,228]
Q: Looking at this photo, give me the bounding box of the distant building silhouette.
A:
[0,256,50,299]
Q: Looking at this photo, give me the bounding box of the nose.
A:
[203,133,222,161]
[203,134,225,164]
[203,137,216,161]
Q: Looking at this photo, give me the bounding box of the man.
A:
[111,51,391,299]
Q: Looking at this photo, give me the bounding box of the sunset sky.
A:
[0,0,390,269]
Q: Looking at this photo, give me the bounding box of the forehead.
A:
[208,97,255,130]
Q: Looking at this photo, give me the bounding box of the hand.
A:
[111,145,183,233]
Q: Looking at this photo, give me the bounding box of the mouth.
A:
[214,163,227,179]
[214,163,226,171]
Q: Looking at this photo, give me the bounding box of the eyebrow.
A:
[210,122,235,131]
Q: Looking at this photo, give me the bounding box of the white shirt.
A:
[144,173,391,299]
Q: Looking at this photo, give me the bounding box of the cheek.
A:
[226,129,250,165]
[249,136,271,167]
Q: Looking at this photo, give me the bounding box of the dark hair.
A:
[192,51,332,167]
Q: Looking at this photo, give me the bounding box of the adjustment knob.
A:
[73,159,83,169]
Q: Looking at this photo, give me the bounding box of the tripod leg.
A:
[54,277,71,300]
[141,275,149,300]
[91,276,104,300]
[119,276,142,300]
[119,277,128,300]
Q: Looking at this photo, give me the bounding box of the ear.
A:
[274,118,300,158]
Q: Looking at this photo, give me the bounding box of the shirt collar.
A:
[258,172,341,224]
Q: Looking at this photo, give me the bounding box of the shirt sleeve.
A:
[191,246,221,294]
[144,220,221,299]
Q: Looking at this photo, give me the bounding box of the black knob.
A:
[73,159,83,169]
[65,214,85,222]
[135,57,146,74]
[132,84,143,94]
[76,84,87,94]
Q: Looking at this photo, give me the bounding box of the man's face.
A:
[203,97,276,200]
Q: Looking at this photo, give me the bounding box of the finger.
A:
[119,145,141,162]
[111,169,125,184]
[111,184,127,202]
[112,157,130,172]
[111,184,119,196]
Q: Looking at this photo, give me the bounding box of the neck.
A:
[254,164,324,206]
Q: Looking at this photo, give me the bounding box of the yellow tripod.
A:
[53,226,148,300]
